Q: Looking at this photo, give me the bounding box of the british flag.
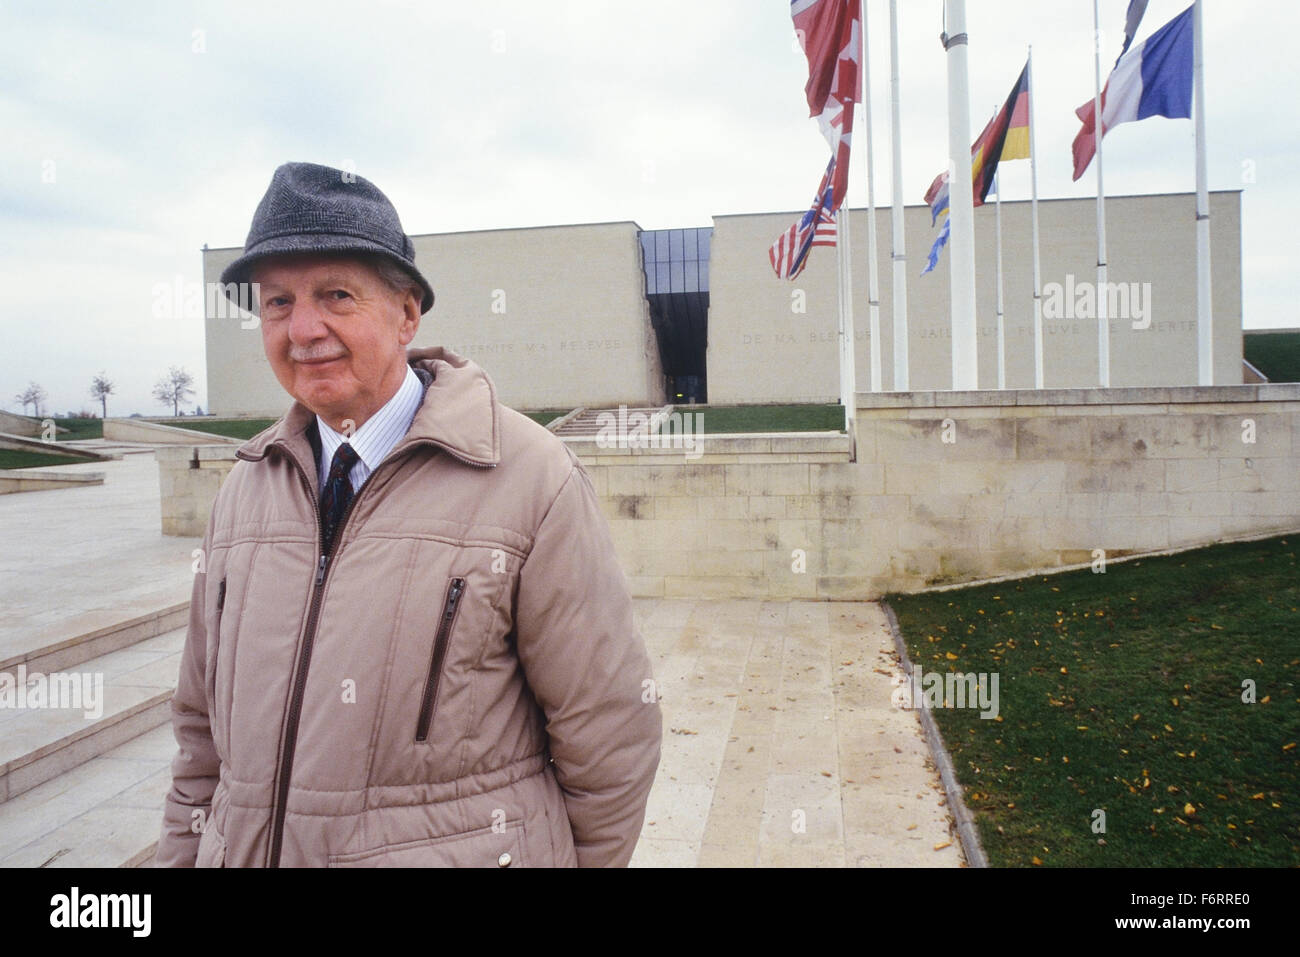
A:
[769,154,838,280]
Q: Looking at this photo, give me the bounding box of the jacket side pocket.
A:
[194,823,227,868]
[415,576,466,742]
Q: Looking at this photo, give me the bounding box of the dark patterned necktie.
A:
[320,442,360,554]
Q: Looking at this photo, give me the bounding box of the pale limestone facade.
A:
[708,191,1243,400]
[158,383,1300,599]
[202,192,1243,416]
[203,222,662,416]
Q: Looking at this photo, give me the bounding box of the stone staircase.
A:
[0,603,188,868]
[549,405,675,438]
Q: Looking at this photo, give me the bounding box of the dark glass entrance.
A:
[639,227,711,404]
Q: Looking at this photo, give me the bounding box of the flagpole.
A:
[1028,44,1044,389]
[863,0,883,394]
[994,146,1006,391]
[839,197,858,460]
[944,0,978,391]
[1092,0,1111,387]
[837,203,856,456]
[1194,0,1213,384]
[888,0,909,391]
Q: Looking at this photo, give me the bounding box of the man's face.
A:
[253,254,420,431]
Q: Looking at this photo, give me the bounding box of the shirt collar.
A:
[315,364,423,476]
[235,347,501,490]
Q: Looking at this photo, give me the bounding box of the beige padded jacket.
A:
[156,346,662,867]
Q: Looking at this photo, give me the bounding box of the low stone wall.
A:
[155,446,237,536]
[0,411,43,437]
[0,470,105,494]
[104,418,242,446]
[0,432,111,461]
[157,384,1300,598]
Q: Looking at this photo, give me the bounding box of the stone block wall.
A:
[158,384,1300,598]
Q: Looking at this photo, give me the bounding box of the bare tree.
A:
[153,366,195,417]
[15,382,47,417]
[90,372,115,418]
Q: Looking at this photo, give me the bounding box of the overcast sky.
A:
[1,0,1294,416]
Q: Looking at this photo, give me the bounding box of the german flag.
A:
[971,62,1030,206]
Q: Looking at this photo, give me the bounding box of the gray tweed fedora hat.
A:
[220,162,435,313]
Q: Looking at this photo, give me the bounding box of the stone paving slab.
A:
[0,453,199,666]
[629,598,963,868]
[0,589,958,866]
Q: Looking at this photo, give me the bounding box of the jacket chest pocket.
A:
[415,576,466,742]
[206,576,227,719]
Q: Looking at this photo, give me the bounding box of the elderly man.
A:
[156,162,662,867]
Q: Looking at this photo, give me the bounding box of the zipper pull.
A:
[315,554,328,586]
[445,578,464,618]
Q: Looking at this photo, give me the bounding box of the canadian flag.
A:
[792,0,861,211]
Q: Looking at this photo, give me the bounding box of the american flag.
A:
[769,155,838,280]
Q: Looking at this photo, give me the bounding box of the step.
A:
[554,406,674,435]
[0,722,175,867]
[0,599,189,679]
[0,627,184,805]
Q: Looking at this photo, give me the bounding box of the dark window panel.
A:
[670,259,685,293]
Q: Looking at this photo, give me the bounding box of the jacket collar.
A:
[235,346,501,485]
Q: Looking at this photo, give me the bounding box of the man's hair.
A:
[359,253,425,307]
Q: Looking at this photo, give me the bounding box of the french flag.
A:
[1072,4,1194,181]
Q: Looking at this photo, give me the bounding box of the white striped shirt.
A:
[316,364,424,495]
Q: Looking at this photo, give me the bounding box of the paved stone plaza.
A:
[0,450,961,867]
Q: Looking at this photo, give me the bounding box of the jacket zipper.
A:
[415,577,466,742]
[261,439,493,868]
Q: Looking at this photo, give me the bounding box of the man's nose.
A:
[285,298,332,345]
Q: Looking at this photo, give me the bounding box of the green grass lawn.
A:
[886,534,1300,867]
[0,449,100,469]
[177,419,278,440]
[519,409,572,428]
[663,403,844,434]
[512,404,845,433]
[1244,331,1300,383]
[51,417,103,441]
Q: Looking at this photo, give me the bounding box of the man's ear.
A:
[397,289,421,346]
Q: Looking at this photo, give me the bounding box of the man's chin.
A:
[291,378,352,418]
